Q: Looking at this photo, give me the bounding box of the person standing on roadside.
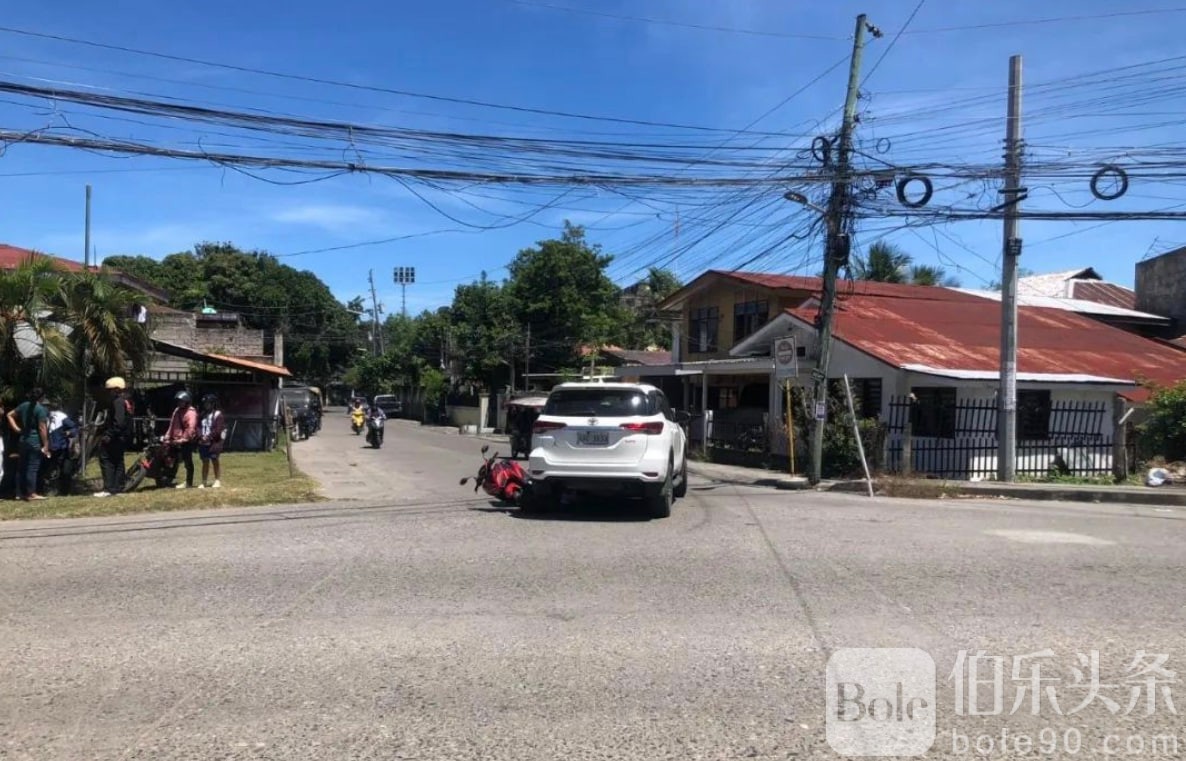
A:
[6,387,50,501]
[94,377,133,498]
[197,393,225,489]
[164,390,199,489]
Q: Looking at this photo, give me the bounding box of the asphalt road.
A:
[3,414,1185,759]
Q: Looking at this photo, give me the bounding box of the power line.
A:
[0,24,794,135]
[904,7,1186,35]
[503,0,845,41]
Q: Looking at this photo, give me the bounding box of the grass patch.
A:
[874,476,957,500]
[0,447,322,521]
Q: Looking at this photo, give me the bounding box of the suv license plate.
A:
[578,431,610,446]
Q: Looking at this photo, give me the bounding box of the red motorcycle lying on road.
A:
[460,445,537,510]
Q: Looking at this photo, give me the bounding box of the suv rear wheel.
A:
[673,455,688,498]
[645,459,674,519]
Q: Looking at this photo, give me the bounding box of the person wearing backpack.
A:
[5,387,50,501]
[94,377,133,498]
[197,393,226,489]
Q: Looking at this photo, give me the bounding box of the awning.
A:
[151,339,291,377]
[612,356,774,377]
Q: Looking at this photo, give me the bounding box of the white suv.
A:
[525,382,689,518]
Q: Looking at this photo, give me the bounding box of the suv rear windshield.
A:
[544,389,654,417]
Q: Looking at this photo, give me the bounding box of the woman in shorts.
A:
[197,393,226,488]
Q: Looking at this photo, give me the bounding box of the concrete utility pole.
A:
[998,54,1024,482]
[368,269,382,356]
[807,13,870,486]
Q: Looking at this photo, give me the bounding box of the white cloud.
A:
[270,204,386,233]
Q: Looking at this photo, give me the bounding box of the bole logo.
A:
[826,648,936,757]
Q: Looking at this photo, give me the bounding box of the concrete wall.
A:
[1136,246,1186,335]
[150,313,268,373]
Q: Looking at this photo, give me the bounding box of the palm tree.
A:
[54,271,152,388]
[908,264,961,288]
[852,242,912,283]
[0,257,73,393]
[0,257,151,401]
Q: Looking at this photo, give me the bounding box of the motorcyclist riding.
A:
[350,401,366,435]
[366,405,386,447]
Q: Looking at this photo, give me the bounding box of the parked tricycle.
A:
[505,396,548,459]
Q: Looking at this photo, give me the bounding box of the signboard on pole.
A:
[773,336,798,380]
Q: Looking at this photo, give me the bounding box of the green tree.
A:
[106,243,363,385]
[505,222,623,373]
[852,242,912,283]
[1,257,149,403]
[449,273,516,390]
[908,264,961,287]
[621,267,683,349]
[1139,380,1186,462]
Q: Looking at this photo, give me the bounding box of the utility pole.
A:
[524,324,531,392]
[81,185,92,474]
[367,269,381,356]
[808,13,870,485]
[998,54,1024,482]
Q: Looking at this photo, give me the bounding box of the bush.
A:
[1139,380,1186,462]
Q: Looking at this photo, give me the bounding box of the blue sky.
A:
[1,0,1185,316]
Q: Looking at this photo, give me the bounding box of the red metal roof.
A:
[0,244,90,272]
[787,295,1186,401]
[717,270,980,301]
[1070,280,1137,310]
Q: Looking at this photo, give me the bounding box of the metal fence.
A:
[884,396,1113,479]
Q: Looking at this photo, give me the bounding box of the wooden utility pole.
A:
[80,185,93,475]
[807,13,870,485]
[523,323,531,392]
[998,55,1024,482]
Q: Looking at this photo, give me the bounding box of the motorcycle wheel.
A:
[125,462,147,492]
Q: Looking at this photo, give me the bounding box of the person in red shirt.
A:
[164,390,199,489]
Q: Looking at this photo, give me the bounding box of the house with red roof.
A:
[615,269,1186,480]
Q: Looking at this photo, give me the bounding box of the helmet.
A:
[105,376,126,390]
[175,390,192,404]
[202,393,218,405]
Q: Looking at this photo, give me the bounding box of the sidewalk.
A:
[688,459,1186,507]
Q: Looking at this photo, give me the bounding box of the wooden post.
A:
[843,375,874,497]
[1112,394,1129,483]
[283,404,294,477]
[785,381,795,475]
[902,396,914,477]
[701,371,709,458]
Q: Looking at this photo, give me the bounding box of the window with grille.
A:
[732,300,769,343]
[689,306,719,353]
[911,386,957,438]
[1018,389,1052,440]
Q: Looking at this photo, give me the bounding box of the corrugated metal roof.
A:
[786,296,1186,400]
[901,365,1133,385]
[152,339,291,377]
[1017,268,1097,298]
[1070,280,1137,310]
[0,244,89,272]
[719,270,977,301]
[954,288,1166,322]
[604,348,673,366]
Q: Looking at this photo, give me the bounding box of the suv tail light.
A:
[619,421,664,435]
[533,420,567,434]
